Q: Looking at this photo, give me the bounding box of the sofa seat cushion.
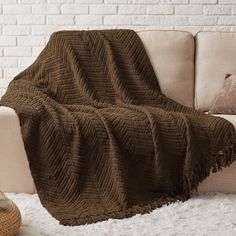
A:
[197,114,236,193]
[0,107,35,193]
[1,106,235,194]
[197,161,236,193]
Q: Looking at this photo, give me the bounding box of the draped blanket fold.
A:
[1,30,236,226]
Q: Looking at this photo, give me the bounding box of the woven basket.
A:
[0,192,21,236]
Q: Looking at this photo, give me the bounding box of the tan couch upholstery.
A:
[0,107,35,193]
[198,114,236,193]
[0,30,235,194]
[195,32,236,111]
[139,30,194,108]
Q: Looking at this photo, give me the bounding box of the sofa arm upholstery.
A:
[0,106,35,193]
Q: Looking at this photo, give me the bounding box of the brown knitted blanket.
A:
[1,30,236,226]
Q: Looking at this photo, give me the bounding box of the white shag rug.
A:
[6,193,236,236]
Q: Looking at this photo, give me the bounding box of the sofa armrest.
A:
[0,106,35,193]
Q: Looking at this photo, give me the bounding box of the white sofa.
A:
[0,30,236,194]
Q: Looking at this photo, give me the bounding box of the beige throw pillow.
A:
[209,74,236,114]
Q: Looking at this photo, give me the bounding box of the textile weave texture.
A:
[0,30,236,225]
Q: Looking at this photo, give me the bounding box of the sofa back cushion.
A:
[195,32,236,111]
[138,30,194,107]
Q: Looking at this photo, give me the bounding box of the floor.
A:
[6,192,236,236]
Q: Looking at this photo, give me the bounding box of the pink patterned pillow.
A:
[209,74,236,114]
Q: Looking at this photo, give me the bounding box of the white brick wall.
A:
[1,0,236,95]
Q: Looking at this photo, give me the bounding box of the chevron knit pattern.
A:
[0,30,236,226]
